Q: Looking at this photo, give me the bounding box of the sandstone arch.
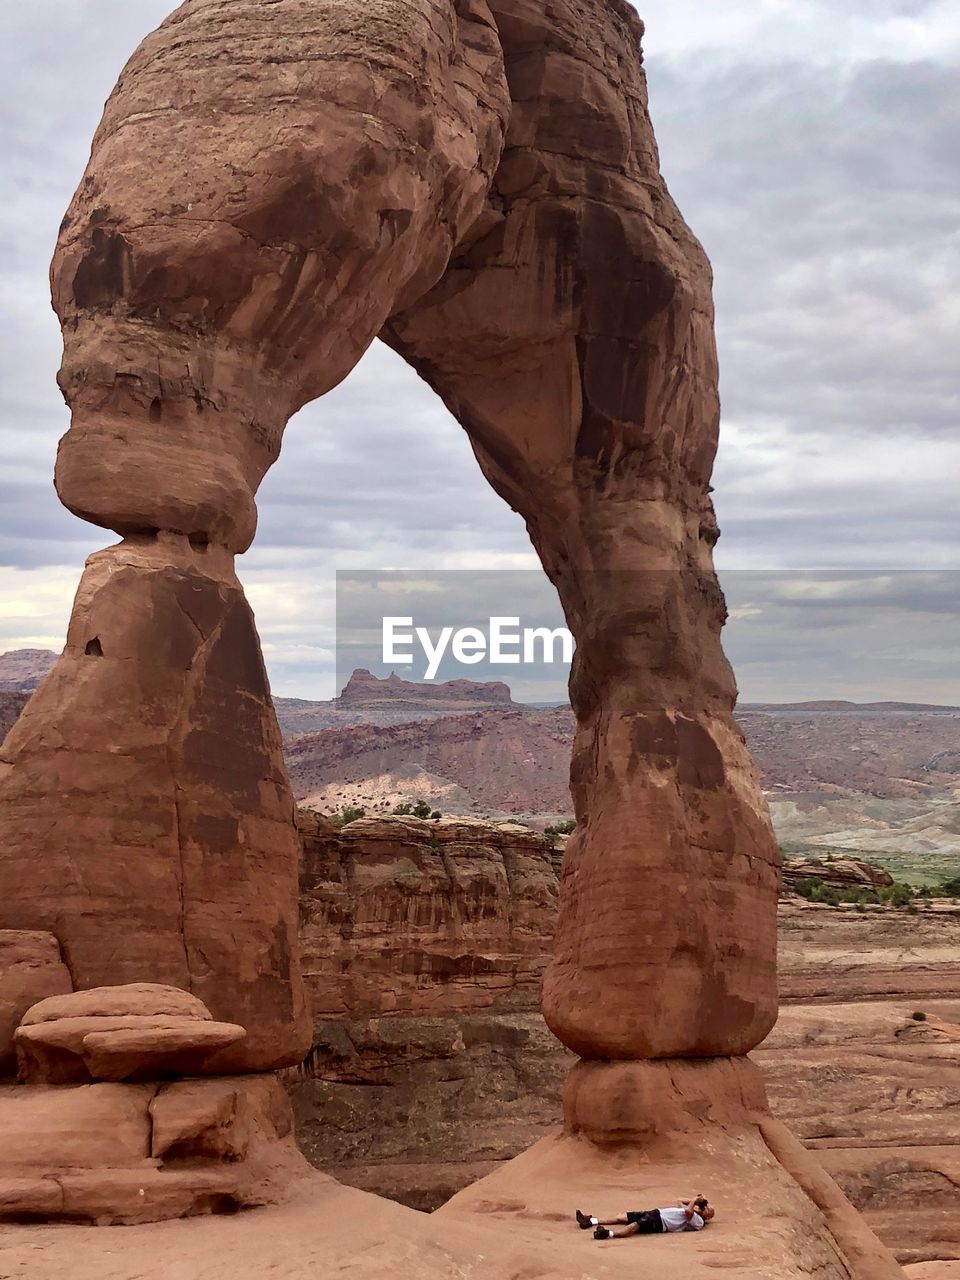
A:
[0,0,780,1101]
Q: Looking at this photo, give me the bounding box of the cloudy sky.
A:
[1,0,958,701]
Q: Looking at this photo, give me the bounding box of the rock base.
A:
[428,1056,907,1280]
[0,1074,305,1225]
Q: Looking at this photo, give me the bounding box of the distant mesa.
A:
[0,649,58,693]
[337,668,514,707]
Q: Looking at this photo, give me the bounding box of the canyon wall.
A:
[295,811,960,1264]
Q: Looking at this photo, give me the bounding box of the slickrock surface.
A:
[779,899,960,1004]
[0,1166,873,1280]
[768,902,960,1266]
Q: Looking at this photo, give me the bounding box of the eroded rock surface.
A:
[16,984,246,1085]
[0,1073,300,1226]
[0,538,309,1072]
[0,932,72,1079]
[299,810,560,1019]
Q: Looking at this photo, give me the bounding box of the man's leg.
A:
[576,1209,628,1229]
[596,1223,640,1240]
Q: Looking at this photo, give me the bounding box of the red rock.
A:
[385,0,782,1059]
[0,1075,303,1226]
[298,811,559,1018]
[16,985,246,1083]
[0,0,812,1241]
[21,983,211,1027]
[0,541,310,1073]
[0,931,72,1078]
[149,1075,291,1162]
[0,1083,154,1168]
[78,1023,246,1083]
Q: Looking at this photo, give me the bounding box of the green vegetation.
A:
[390,800,436,820]
[331,805,366,828]
[544,818,577,847]
[912,1011,927,1022]
[791,876,917,910]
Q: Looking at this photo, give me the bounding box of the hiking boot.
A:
[576,1209,593,1230]
[594,1226,612,1240]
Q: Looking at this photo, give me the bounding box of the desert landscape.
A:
[2,651,959,1274]
[0,0,957,1277]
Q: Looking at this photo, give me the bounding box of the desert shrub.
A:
[543,819,576,848]
[332,805,365,828]
[793,878,820,900]
[412,800,433,820]
[912,1011,927,1022]
[937,875,960,897]
[430,810,442,820]
[889,881,915,908]
[391,803,414,816]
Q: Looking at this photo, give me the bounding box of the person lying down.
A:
[576,1196,715,1239]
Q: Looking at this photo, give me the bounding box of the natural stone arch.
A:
[0,0,778,1082]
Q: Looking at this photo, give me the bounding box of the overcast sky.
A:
[1,1,958,701]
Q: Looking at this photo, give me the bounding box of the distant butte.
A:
[337,668,514,707]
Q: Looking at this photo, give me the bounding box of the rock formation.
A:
[337,669,514,709]
[0,0,905,1269]
[783,856,895,893]
[295,814,958,1267]
[0,537,308,1072]
[299,810,561,1020]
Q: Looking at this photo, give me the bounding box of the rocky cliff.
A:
[298,810,561,1021]
[293,811,960,1265]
